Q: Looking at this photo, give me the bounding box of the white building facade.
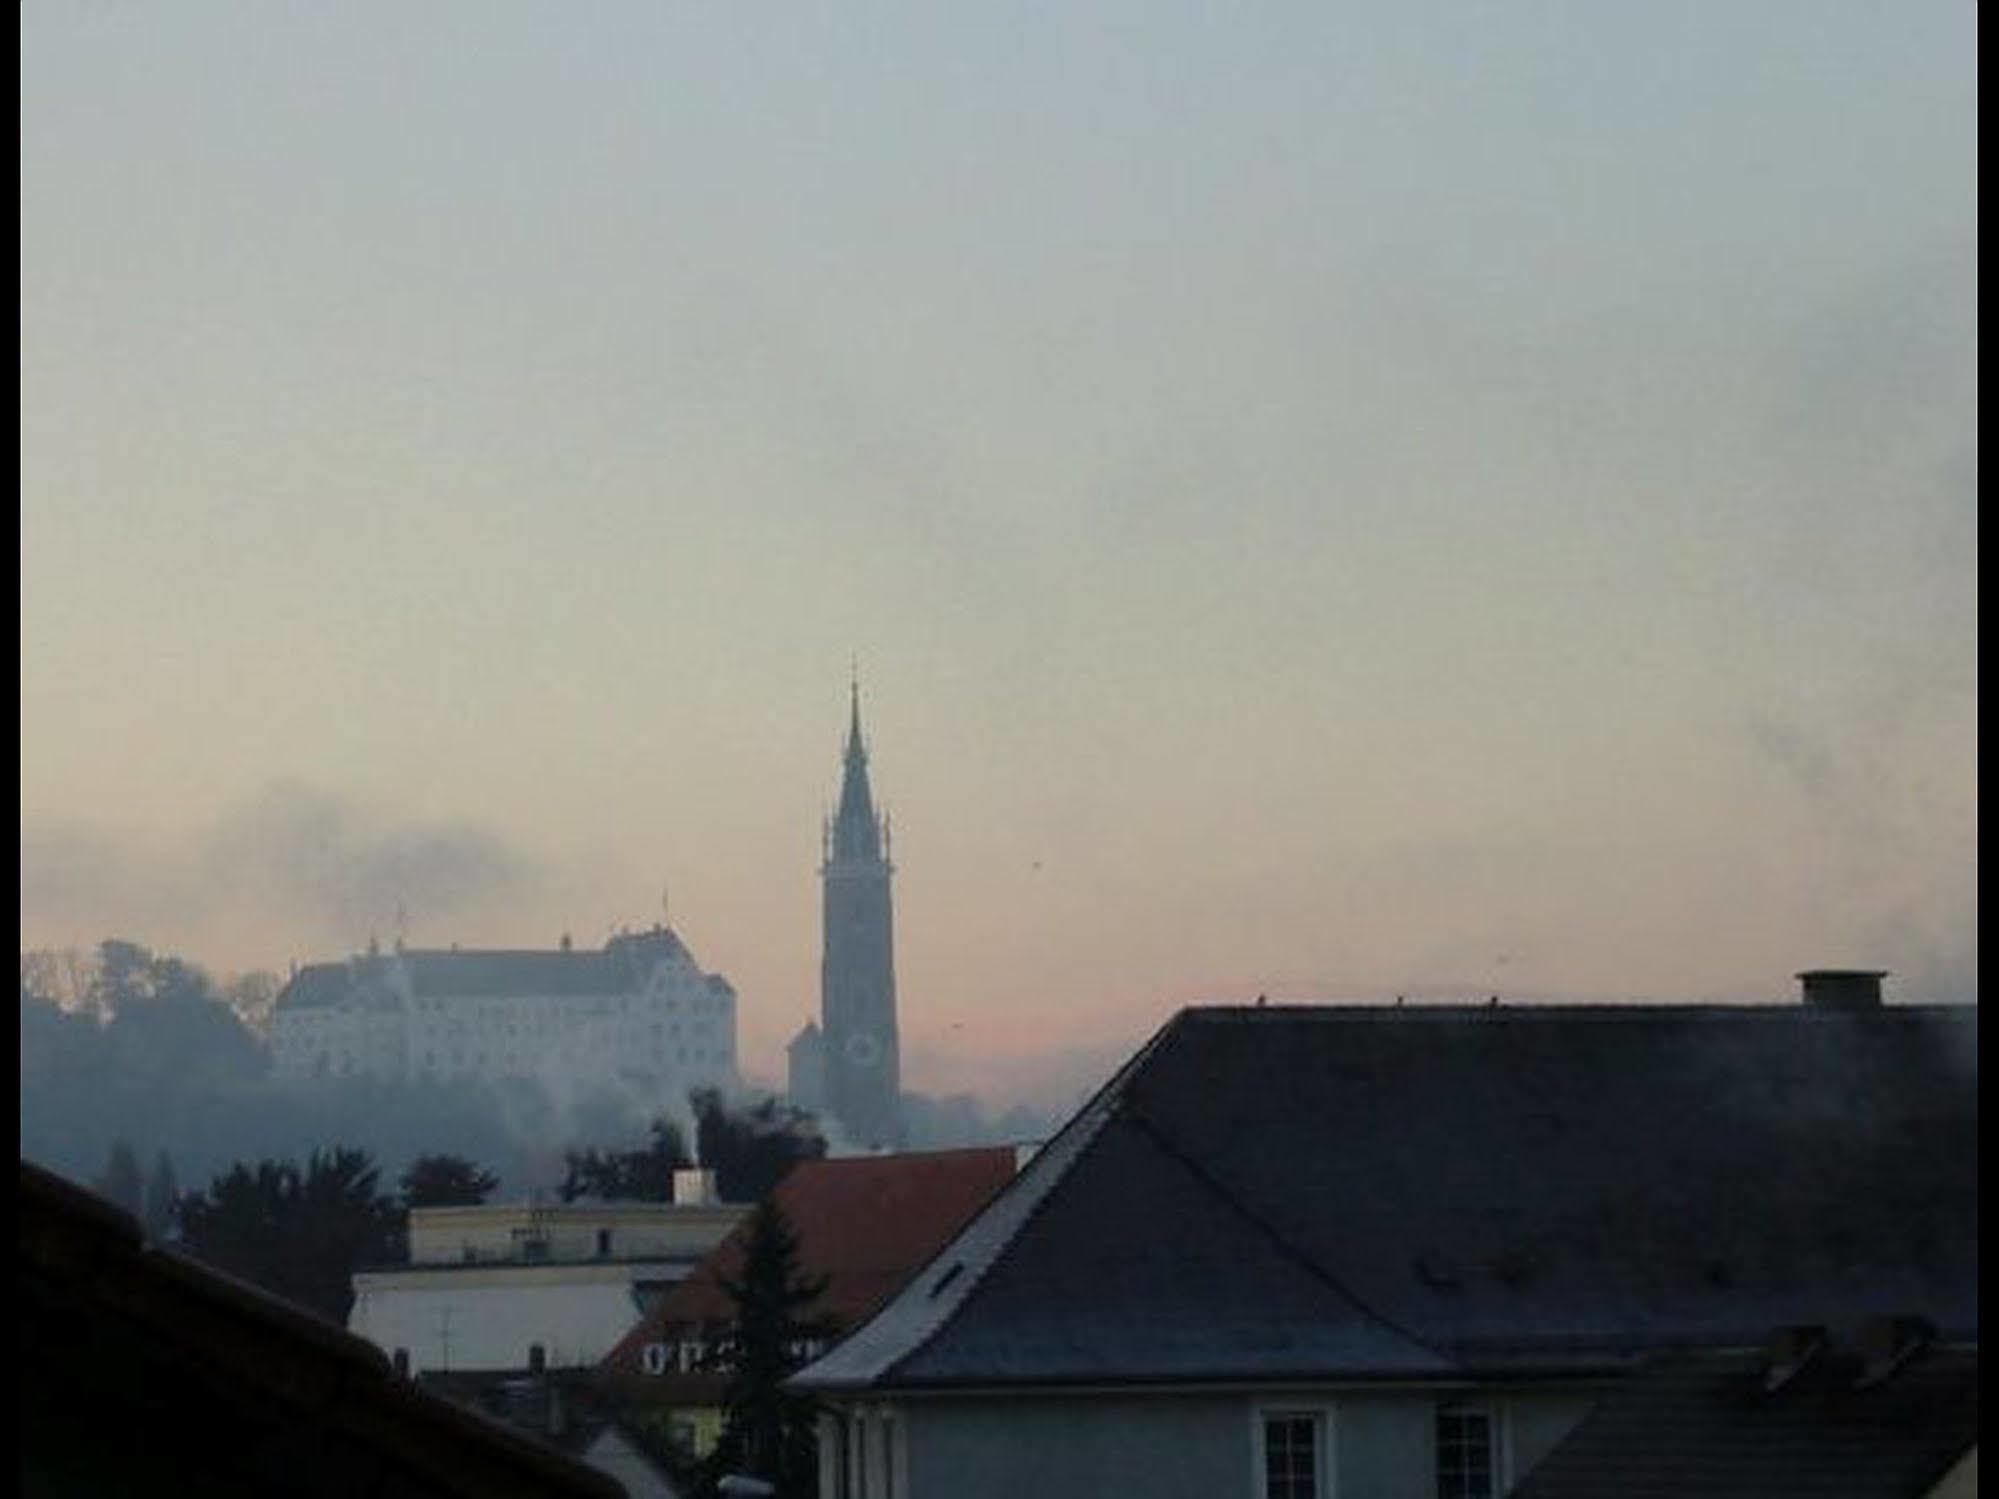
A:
[272,926,739,1095]
[350,1186,746,1376]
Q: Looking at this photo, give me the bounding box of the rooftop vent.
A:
[1761,1324,1827,1393]
[1851,1314,1935,1390]
[1796,969,1887,1011]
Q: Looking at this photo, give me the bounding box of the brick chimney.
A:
[1796,970,1887,1011]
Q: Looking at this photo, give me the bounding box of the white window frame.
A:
[1252,1402,1337,1499]
[846,1403,905,1499]
[1434,1397,1509,1499]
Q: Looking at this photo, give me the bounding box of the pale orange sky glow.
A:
[21,4,1977,1107]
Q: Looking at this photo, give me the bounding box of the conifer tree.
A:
[143,1150,179,1241]
[93,1140,144,1217]
[177,1147,402,1323]
[706,1199,834,1497]
[399,1153,500,1208]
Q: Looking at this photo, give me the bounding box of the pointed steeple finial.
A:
[847,655,864,760]
[830,668,882,862]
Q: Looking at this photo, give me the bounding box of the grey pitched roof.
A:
[1509,1342,1978,1499]
[793,1003,1978,1392]
[275,929,720,1012]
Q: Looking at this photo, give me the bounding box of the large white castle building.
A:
[271,925,738,1094]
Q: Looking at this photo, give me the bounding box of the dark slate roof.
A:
[1509,1341,1978,1499]
[19,1160,622,1498]
[275,928,717,1011]
[793,1003,1978,1392]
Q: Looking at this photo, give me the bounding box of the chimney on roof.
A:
[1797,970,1888,1010]
[672,1167,718,1206]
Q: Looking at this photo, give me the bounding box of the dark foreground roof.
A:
[794,1002,1978,1392]
[1510,1339,1978,1499]
[19,1160,622,1498]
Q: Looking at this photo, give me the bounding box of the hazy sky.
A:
[21,3,1977,1104]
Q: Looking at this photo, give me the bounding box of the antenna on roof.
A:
[662,881,670,930]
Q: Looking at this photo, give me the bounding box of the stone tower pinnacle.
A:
[818,677,901,1149]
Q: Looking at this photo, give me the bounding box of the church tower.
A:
[818,679,902,1149]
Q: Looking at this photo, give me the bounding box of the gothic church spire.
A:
[832,674,882,863]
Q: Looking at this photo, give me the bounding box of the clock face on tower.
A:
[843,1031,882,1068]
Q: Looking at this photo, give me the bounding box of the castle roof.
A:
[274,928,720,1012]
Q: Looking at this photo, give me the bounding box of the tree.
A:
[92,1140,144,1217]
[143,1151,179,1242]
[692,1088,828,1203]
[558,1116,691,1202]
[19,947,93,1015]
[222,969,283,1041]
[177,1147,403,1324]
[83,937,268,1088]
[704,1199,834,1498]
[399,1153,500,1208]
[88,938,155,1016]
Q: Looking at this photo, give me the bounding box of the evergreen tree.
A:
[93,1140,144,1217]
[558,1116,691,1202]
[177,1147,403,1324]
[691,1088,828,1203]
[399,1153,501,1208]
[705,1199,834,1498]
[143,1150,179,1241]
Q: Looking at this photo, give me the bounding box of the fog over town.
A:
[20,4,1975,1497]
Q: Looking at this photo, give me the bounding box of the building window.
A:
[829,1413,852,1499]
[1436,1401,1498,1499]
[1262,1411,1323,1499]
[597,1227,613,1258]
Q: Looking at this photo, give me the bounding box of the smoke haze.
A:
[20,3,1977,1107]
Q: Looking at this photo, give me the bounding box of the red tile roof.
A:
[597,1146,1018,1389]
